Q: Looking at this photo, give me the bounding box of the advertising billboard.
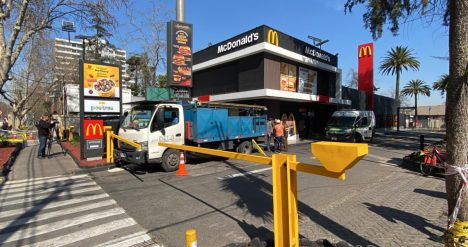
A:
[83,62,120,98]
[167,21,193,87]
[280,63,297,92]
[298,67,317,94]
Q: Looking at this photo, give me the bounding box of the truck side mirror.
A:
[120,111,129,126]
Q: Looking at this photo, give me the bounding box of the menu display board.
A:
[167,21,193,87]
[280,62,297,92]
[298,67,318,94]
[83,63,120,98]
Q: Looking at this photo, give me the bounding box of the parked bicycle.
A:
[419,144,446,176]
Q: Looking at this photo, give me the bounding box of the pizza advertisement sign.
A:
[167,21,193,87]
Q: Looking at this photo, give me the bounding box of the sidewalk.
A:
[5,143,82,181]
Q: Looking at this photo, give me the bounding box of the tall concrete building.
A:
[54,38,129,85]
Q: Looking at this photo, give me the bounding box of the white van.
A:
[325,110,376,142]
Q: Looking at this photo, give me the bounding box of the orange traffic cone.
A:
[29,132,34,140]
[176,152,188,176]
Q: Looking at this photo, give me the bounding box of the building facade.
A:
[54,38,129,85]
[192,25,351,139]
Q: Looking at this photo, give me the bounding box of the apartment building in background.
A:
[54,38,129,86]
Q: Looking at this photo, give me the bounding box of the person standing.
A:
[266,118,274,151]
[36,114,53,159]
[274,119,285,152]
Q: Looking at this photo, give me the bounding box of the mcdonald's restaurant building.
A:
[192,25,351,139]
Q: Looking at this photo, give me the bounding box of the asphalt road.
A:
[91,130,447,246]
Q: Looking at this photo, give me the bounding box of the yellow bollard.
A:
[68,126,75,142]
[186,229,197,247]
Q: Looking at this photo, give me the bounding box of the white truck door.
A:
[147,104,184,160]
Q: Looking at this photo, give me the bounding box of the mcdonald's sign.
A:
[267,29,279,46]
[358,45,373,58]
[84,119,104,140]
[358,42,374,110]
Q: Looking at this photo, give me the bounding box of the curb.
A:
[1,143,23,177]
[63,147,115,173]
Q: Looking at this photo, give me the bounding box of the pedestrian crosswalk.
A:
[0,174,159,247]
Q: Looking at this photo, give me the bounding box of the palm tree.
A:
[433,74,449,96]
[379,46,420,111]
[401,79,431,128]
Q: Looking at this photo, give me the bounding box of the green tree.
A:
[0,0,126,100]
[401,79,431,127]
[379,46,420,110]
[345,0,468,242]
[433,74,449,96]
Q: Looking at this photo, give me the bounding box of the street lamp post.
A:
[75,35,93,60]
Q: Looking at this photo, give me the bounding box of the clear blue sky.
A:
[107,0,449,106]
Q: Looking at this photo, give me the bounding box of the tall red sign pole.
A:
[358,43,374,110]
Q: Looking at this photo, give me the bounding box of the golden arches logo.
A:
[359,45,372,58]
[86,123,103,137]
[267,30,279,46]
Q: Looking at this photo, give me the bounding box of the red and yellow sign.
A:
[358,43,374,110]
[84,119,104,140]
[83,63,120,98]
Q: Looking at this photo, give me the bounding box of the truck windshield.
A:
[121,107,154,129]
[328,116,356,128]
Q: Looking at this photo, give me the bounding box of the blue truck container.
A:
[181,101,267,146]
[183,106,267,144]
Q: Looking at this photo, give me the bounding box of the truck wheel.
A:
[237,141,253,154]
[351,134,360,143]
[161,149,180,172]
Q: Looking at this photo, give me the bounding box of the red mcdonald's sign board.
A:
[83,119,104,140]
[358,43,374,110]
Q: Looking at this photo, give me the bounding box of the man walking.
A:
[274,119,285,152]
[36,114,53,159]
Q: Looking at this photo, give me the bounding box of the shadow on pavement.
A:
[156,179,274,246]
[363,202,444,241]
[413,188,447,199]
[220,160,377,246]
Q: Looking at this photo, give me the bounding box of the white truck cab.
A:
[116,103,185,171]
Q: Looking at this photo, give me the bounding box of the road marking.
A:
[0,199,117,229]
[0,208,126,243]
[96,231,156,247]
[0,180,97,198]
[0,193,110,218]
[1,174,89,189]
[218,167,272,180]
[22,218,140,247]
[0,175,155,247]
[1,186,102,207]
[108,167,125,173]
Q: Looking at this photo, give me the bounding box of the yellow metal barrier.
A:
[104,126,142,164]
[159,142,367,246]
[252,139,267,157]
